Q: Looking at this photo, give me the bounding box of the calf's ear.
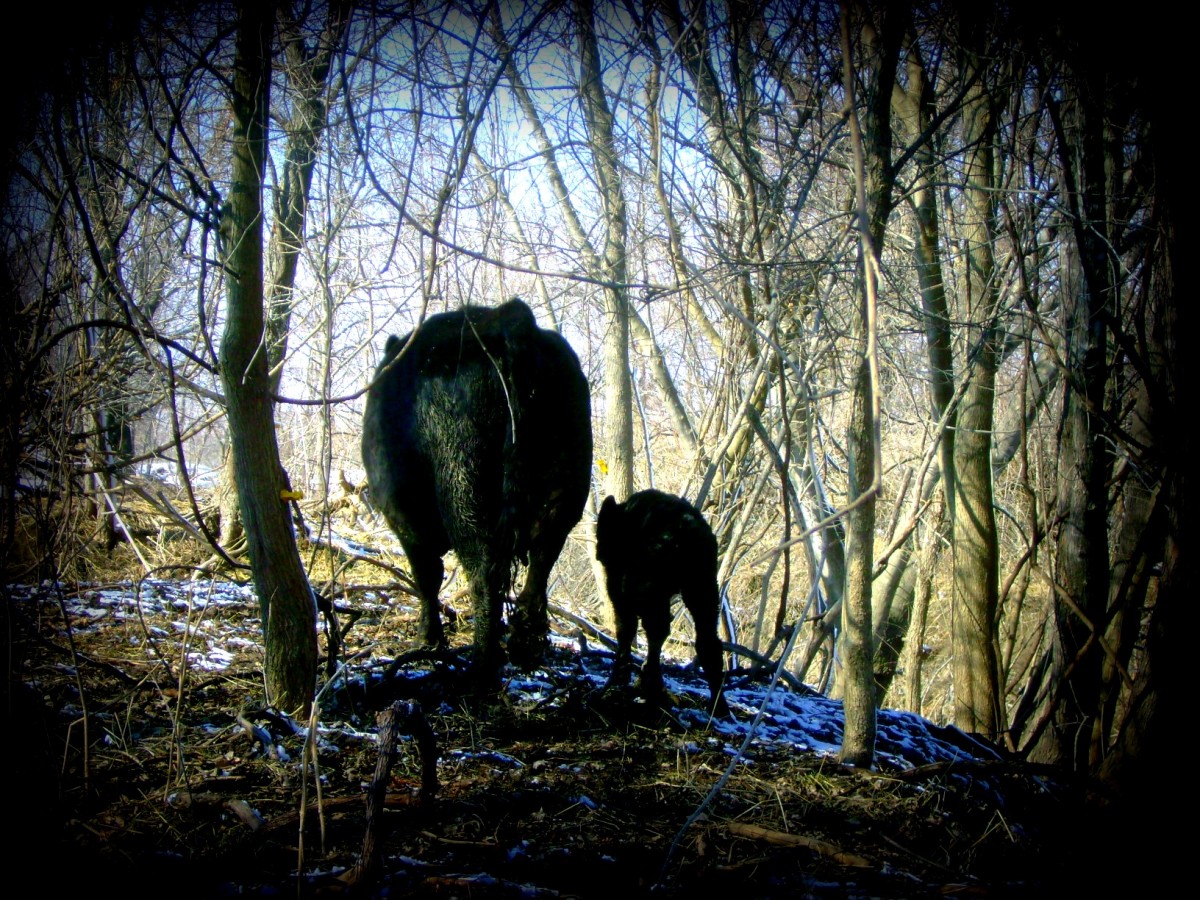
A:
[597,495,620,531]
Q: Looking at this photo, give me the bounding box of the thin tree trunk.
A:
[576,0,633,500]
[836,2,904,766]
[212,2,347,571]
[219,1,316,716]
[264,1,350,393]
[1029,64,1117,768]
[893,40,956,509]
[948,39,1003,739]
[902,511,941,714]
[1095,50,1182,867]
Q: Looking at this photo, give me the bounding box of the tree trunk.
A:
[880,43,958,706]
[214,2,348,566]
[576,0,633,500]
[1094,72,1182,879]
[892,39,956,513]
[840,351,878,766]
[265,0,349,393]
[948,40,1003,739]
[1038,64,1117,768]
[218,1,316,717]
[836,2,905,766]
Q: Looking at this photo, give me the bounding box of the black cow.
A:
[595,489,729,718]
[362,299,592,676]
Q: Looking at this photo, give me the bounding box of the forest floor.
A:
[4,576,1154,898]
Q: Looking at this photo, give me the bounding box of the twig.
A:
[51,582,91,788]
[340,701,439,888]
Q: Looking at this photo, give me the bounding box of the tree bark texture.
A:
[948,40,1003,739]
[576,0,633,501]
[219,1,316,717]
[836,1,906,766]
[1039,65,1117,768]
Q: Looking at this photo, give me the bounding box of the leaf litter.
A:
[4,578,1131,897]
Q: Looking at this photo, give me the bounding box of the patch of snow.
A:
[8,578,998,768]
[446,749,525,768]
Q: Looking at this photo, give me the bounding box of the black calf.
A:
[595,489,729,717]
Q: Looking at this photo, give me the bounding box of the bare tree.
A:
[836,1,905,765]
[218,2,315,715]
[574,0,634,501]
[947,12,1004,738]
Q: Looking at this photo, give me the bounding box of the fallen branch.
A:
[728,822,872,868]
[724,640,816,694]
[235,711,282,759]
[225,798,265,831]
[549,602,617,651]
[423,873,561,897]
[257,792,425,838]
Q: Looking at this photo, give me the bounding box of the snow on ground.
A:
[516,634,995,770]
[9,578,994,770]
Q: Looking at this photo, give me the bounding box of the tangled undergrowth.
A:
[4,577,1148,898]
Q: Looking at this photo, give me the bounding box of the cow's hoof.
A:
[635,684,674,711]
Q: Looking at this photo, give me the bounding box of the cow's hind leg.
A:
[693,620,729,718]
[407,547,446,650]
[508,525,571,671]
[462,550,507,679]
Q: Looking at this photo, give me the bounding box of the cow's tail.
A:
[494,302,539,571]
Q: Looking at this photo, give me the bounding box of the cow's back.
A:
[362,299,591,568]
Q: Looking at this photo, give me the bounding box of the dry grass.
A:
[4,564,1133,898]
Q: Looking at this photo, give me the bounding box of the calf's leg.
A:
[684,584,729,717]
[637,599,671,702]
